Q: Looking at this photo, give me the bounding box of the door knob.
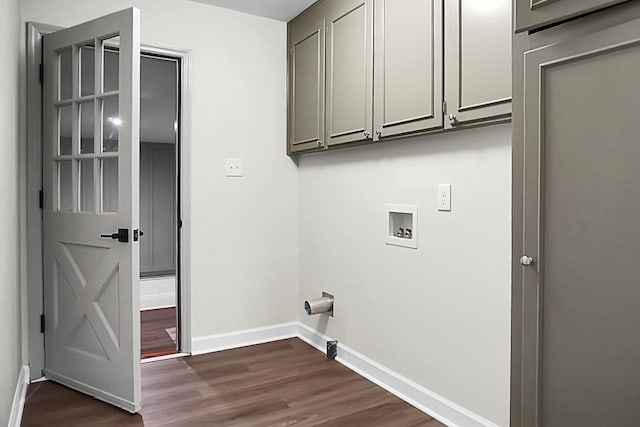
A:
[520,255,534,266]
[448,113,458,124]
[101,228,129,243]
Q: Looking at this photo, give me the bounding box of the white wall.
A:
[20,0,299,340]
[298,124,512,426]
[18,2,511,424]
[0,0,22,422]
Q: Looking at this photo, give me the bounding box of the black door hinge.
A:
[39,63,43,84]
[39,189,43,209]
[178,218,183,229]
[40,314,45,333]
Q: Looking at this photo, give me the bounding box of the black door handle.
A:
[100,228,129,243]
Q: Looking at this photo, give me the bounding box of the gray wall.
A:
[0,0,22,422]
[299,124,512,426]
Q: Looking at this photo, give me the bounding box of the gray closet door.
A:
[444,0,511,128]
[373,0,443,140]
[325,0,373,147]
[140,143,176,276]
[288,7,326,153]
[518,17,640,427]
[515,0,627,33]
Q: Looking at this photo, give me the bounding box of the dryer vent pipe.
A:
[304,293,334,316]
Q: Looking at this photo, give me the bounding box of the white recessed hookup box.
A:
[385,204,418,249]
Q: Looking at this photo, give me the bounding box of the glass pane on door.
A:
[79,101,95,154]
[101,157,118,212]
[79,159,95,212]
[103,38,119,92]
[57,160,73,211]
[58,105,72,155]
[59,48,72,100]
[79,43,95,97]
[102,96,119,152]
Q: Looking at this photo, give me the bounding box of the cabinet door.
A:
[325,0,373,147]
[373,0,443,141]
[288,12,326,153]
[515,0,628,33]
[514,17,640,427]
[444,0,511,129]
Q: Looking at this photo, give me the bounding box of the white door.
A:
[42,8,141,412]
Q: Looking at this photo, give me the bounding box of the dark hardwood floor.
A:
[141,307,177,359]
[22,338,445,426]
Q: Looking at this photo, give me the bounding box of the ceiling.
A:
[188,0,317,22]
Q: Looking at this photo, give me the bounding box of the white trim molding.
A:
[140,276,176,311]
[297,323,499,427]
[140,293,176,311]
[192,323,500,427]
[191,322,300,355]
[8,365,30,427]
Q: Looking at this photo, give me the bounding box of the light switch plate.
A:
[225,158,243,177]
[438,184,451,211]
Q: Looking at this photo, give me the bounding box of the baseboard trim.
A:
[140,276,176,311]
[140,293,176,311]
[191,322,299,355]
[191,322,499,427]
[297,323,499,427]
[43,369,140,413]
[8,365,29,427]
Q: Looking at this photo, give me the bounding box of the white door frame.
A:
[25,21,193,380]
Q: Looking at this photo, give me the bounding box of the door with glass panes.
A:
[42,7,141,412]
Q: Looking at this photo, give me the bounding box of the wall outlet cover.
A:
[438,184,451,211]
[225,158,243,177]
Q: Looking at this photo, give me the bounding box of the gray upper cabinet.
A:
[288,5,326,153]
[325,0,373,147]
[515,0,628,33]
[287,0,512,154]
[444,0,512,129]
[373,0,443,141]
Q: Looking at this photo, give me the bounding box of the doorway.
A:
[138,52,180,359]
[55,43,183,361]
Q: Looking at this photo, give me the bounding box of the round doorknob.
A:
[520,255,534,266]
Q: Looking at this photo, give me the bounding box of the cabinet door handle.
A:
[520,255,534,266]
[364,131,371,139]
[448,113,458,124]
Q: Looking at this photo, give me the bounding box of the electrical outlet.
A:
[225,158,243,177]
[438,184,451,211]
